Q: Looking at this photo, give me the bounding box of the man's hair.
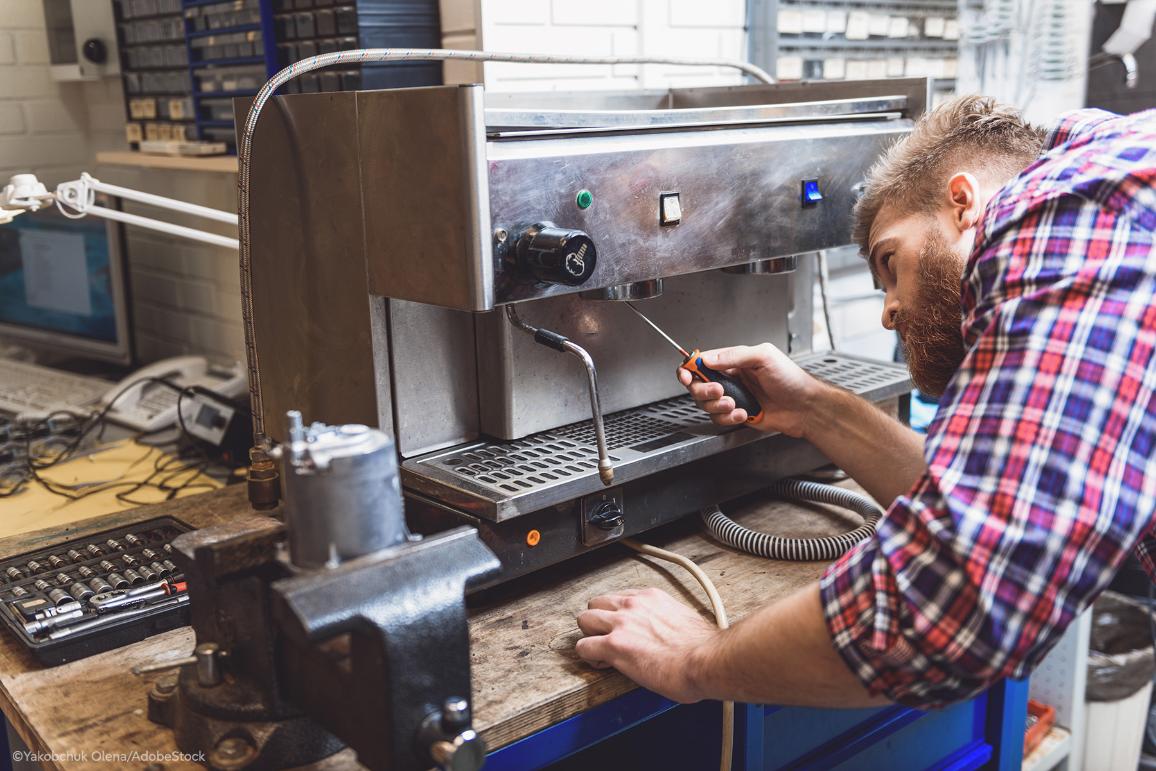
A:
[852,95,1046,254]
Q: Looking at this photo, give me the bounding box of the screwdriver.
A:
[625,303,763,423]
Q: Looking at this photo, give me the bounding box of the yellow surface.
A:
[0,440,224,539]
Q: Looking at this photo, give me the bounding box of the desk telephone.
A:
[103,356,246,433]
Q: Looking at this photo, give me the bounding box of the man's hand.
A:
[679,343,821,437]
[575,587,719,703]
[576,584,886,709]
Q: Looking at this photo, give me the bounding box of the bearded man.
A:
[573,96,1156,709]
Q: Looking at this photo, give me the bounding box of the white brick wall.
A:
[0,0,124,186]
[438,0,749,91]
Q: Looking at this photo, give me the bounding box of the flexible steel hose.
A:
[236,49,773,444]
[702,479,882,561]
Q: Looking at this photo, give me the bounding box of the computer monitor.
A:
[0,197,133,365]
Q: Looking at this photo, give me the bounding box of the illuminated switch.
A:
[801,179,823,206]
[659,192,682,225]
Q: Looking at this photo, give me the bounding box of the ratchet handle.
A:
[682,350,764,423]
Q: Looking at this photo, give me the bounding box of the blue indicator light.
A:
[802,179,823,206]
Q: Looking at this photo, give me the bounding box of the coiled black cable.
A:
[702,479,883,561]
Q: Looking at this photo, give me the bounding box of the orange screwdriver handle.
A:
[682,349,764,423]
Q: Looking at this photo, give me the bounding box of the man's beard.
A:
[894,231,967,399]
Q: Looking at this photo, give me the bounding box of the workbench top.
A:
[0,483,864,769]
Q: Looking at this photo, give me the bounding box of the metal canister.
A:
[278,411,409,570]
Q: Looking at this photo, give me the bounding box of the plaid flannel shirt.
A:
[820,108,1156,707]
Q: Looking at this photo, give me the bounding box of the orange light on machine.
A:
[526,529,541,547]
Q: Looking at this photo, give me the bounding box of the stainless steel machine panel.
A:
[358,85,493,312]
[488,119,905,305]
[403,352,911,521]
[388,300,480,457]
[476,270,792,439]
[355,83,916,312]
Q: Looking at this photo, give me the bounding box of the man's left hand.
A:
[575,587,719,703]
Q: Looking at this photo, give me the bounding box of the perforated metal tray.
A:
[401,352,910,521]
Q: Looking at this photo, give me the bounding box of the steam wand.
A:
[505,305,614,486]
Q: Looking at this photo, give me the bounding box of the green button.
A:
[575,189,593,209]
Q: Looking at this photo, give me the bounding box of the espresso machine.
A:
[243,77,923,584]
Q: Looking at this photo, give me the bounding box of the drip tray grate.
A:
[434,399,705,496]
[403,351,911,519]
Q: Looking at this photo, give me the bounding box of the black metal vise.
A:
[148,415,500,770]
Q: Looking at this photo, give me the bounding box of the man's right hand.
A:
[677,343,822,438]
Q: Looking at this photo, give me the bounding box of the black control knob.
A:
[513,222,597,286]
[82,38,107,64]
[589,500,624,532]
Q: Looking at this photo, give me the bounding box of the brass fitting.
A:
[247,445,280,510]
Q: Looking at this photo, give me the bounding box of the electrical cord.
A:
[617,479,881,770]
[0,376,237,502]
[816,250,836,351]
[621,538,733,771]
[703,479,882,562]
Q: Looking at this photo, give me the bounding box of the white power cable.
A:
[816,250,836,351]
[622,538,733,771]
[236,48,774,444]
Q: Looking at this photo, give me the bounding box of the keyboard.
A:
[0,359,112,418]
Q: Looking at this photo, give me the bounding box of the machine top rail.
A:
[484,95,908,134]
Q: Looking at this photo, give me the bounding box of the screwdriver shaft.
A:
[625,303,690,357]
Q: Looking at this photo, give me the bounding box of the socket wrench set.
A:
[0,517,192,665]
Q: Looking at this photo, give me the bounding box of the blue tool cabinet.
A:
[486,679,1030,770]
[115,0,442,152]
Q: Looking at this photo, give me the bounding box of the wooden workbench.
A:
[0,484,863,769]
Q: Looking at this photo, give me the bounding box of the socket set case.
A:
[0,517,192,665]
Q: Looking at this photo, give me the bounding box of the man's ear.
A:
[946,172,983,233]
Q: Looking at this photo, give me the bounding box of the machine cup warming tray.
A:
[401,352,911,521]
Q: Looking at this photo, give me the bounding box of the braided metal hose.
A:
[702,479,882,561]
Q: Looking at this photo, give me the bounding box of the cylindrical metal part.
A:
[139,565,157,582]
[33,579,50,593]
[151,561,170,577]
[107,573,129,590]
[55,573,71,586]
[77,565,95,579]
[162,559,178,574]
[66,549,84,563]
[88,577,113,594]
[579,278,663,301]
[721,256,798,275]
[47,555,65,569]
[162,543,173,554]
[5,567,23,581]
[48,588,71,607]
[105,539,123,551]
[68,582,94,603]
[195,642,222,687]
[124,533,141,546]
[141,548,157,561]
[10,585,28,598]
[280,412,409,570]
[99,560,117,573]
[123,568,143,585]
[122,554,138,567]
